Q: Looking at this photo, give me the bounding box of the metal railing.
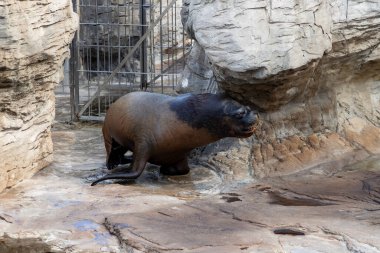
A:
[68,0,191,121]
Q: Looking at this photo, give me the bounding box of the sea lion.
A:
[91,91,257,186]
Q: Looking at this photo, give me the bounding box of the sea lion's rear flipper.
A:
[91,172,136,186]
[92,146,149,186]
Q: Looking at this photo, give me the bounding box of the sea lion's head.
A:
[170,93,258,138]
[220,98,258,138]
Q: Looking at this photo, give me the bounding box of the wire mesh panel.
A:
[70,0,191,121]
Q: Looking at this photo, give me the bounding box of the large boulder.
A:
[0,0,78,192]
[181,0,380,177]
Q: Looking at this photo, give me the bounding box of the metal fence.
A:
[68,0,191,121]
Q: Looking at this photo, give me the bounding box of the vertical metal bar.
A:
[69,0,76,120]
[140,0,147,90]
[106,0,110,113]
[86,1,91,116]
[69,33,78,121]
[86,43,90,116]
[131,0,134,91]
[128,0,132,92]
[182,0,185,70]
[159,0,164,93]
[149,0,154,92]
[174,0,177,89]
[117,1,121,91]
[75,0,80,116]
[96,0,101,117]
[123,0,128,90]
[171,0,175,90]
[107,0,112,105]
[166,0,170,91]
[70,0,80,121]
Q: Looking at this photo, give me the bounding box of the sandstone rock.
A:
[181,0,380,177]
[197,137,254,181]
[0,0,78,192]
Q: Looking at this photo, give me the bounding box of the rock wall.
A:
[181,0,380,178]
[0,0,78,192]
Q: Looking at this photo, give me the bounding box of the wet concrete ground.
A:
[0,121,380,252]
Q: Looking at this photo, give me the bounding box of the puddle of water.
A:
[86,165,223,198]
[46,125,225,198]
[73,219,100,231]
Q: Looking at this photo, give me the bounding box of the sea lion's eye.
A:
[234,110,246,119]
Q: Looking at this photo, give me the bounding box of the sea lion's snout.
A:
[243,110,257,127]
[240,112,257,135]
[227,106,258,137]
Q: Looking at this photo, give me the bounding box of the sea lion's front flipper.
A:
[160,158,190,176]
[121,155,133,164]
[106,139,129,170]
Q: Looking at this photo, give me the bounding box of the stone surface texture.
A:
[0,0,78,192]
[0,125,379,252]
[180,0,380,178]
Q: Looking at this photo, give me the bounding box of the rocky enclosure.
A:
[0,0,78,192]
[180,0,380,178]
[0,1,380,252]
[0,0,379,192]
